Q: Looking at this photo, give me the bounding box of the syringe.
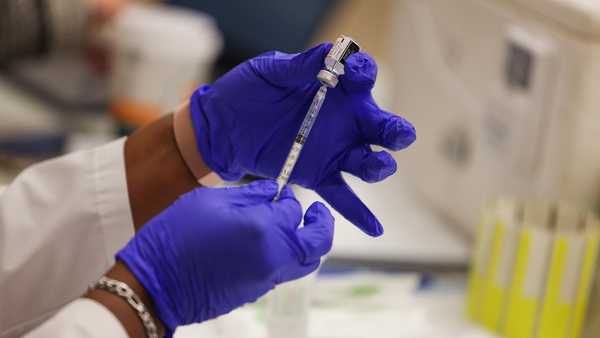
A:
[275,36,361,198]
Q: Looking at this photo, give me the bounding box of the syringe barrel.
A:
[275,35,360,197]
[275,141,304,195]
[274,86,327,197]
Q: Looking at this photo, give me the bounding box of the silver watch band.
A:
[92,276,160,338]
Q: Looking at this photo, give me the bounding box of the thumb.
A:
[296,202,335,264]
[249,43,332,87]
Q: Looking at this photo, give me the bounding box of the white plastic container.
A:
[109,3,222,126]
[266,273,316,338]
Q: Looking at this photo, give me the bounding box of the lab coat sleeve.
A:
[24,299,128,338]
[0,138,135,337]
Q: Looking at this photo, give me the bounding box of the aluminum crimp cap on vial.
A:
[317,35,360,88]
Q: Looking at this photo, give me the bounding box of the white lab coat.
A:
[0,138,133,337]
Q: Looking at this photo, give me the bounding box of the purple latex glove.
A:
[190,43,415,236]
[117,180,334,335]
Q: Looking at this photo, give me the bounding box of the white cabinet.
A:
[392,0,600,235]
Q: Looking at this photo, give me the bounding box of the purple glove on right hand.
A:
[117,180,334,336]
[190,43,416,237]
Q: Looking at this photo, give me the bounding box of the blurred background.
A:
[2,0,600,337]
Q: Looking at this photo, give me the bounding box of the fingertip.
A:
[340,52,378,92]
[341,146,397,183]
[298,202,335,263]
[354,203,384,238]
[316,174,383,237]
[357,213,384,237]
[274,188,303,225]
[368,218,384,237]
[278,192,302,211]
[277,185,296,200]
[305,201,333,221]
[304,202,335,239]
[313,201,328,210]
[382,115,417,151]
[362,151,397,183]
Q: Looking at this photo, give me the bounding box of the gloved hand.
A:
[116,180,334,336]
[190,43,415,236]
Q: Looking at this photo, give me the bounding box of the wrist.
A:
[86,262,165,338]
[125,114,200,229]
[173,100,222,187]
